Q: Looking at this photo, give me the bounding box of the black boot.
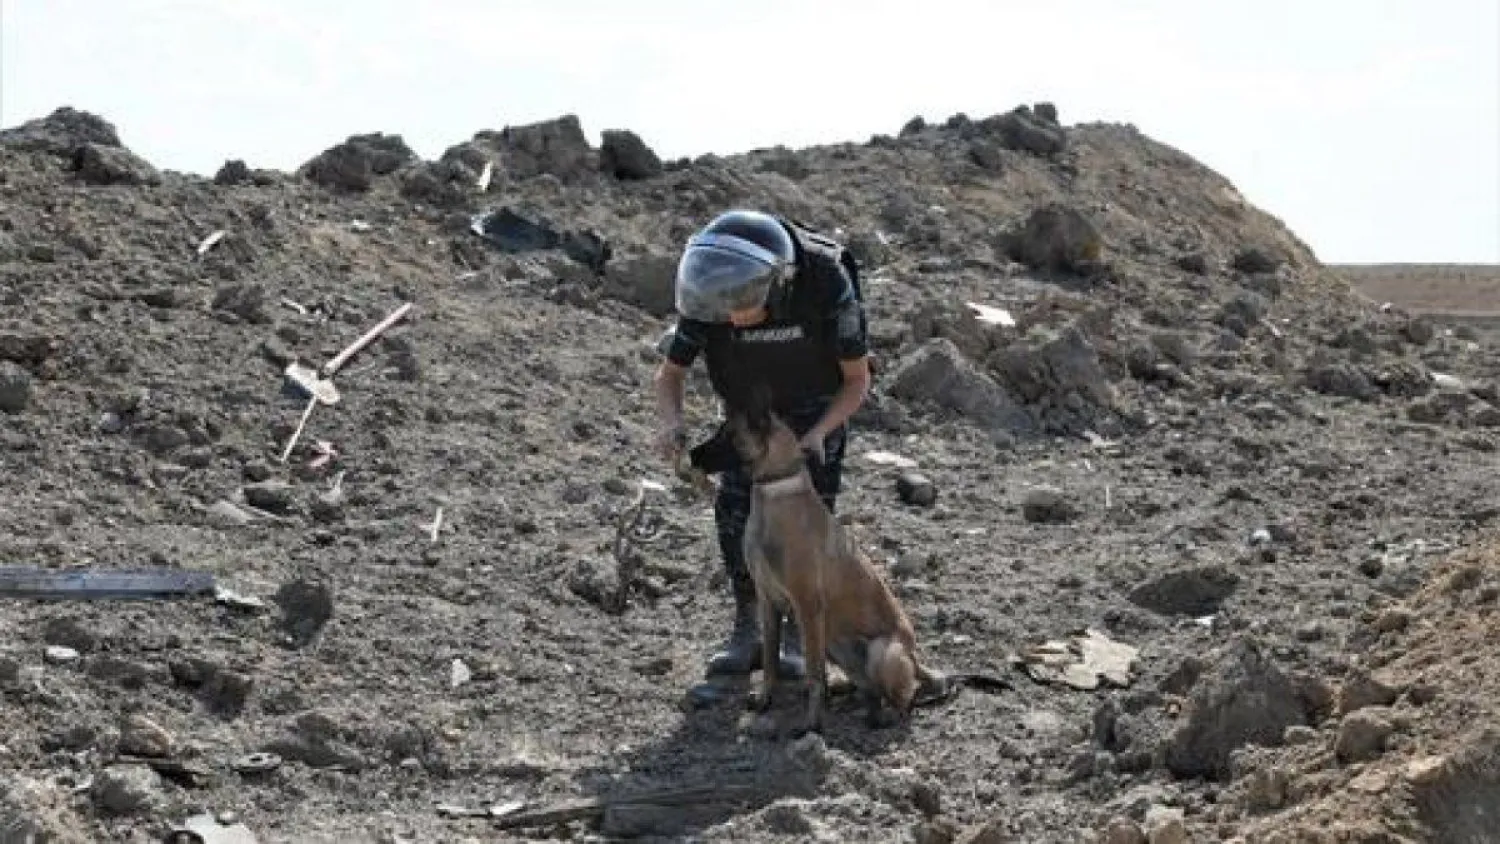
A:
[705,588,762,677]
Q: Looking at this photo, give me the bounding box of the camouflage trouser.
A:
[713,398,849,601]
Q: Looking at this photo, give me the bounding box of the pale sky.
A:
[2,0,1497,264]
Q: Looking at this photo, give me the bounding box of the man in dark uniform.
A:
[652,209,872,700]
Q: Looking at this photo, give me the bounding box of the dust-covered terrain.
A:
[1,105,1498,843]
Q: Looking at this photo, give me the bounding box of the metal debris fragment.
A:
[231,752,282,775]
[196,230,227,257]
[0,568,215,600]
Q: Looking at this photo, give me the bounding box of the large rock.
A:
[600,252,677,316]
[1304,361,1379,401]
[999,204,1103,274]
[72,143,160,186]
[887,338,1035,434]
[300,132,416,192]
[399,159,477,208]
[477,114,595,180]
[599,129,663,179]
[0,106,121,156]
[981,105,1067,155]
[987,323,1115,431]
[1163,638,1309,780]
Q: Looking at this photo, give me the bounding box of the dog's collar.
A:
[752,463,809,497]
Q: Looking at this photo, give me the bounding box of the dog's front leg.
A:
[750,592,781,712]
[795,599,828,736]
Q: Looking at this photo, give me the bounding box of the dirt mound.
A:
[2,103,1499,842]
[1184,540,1500,843]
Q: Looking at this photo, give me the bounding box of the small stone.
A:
[1358,556,1385,578]
[450,659,472,689]
[0,656,20,688]
[1373,608,1411,633]
[1103,816,1148,844]
[1283,725,1319,745]
[1335,707,1394,764]
[44,617,99,652]
[1404,755,1447,786]
[1021,485,1077,524]
[244,480,299,515]
[914,818,960,844]
[1242,766,1289,812]
[897,472,938,507]
[1338,668,1401,714]
[1294,622,1324,643]
[43,646,79,664]
[0,361,32,414]
[119,713,174,758]
[1143,805,1188,844]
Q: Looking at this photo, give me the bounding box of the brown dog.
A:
[727,401,941,734]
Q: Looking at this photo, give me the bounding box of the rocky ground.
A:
[1,105,1497,843]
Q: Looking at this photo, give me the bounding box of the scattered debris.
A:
[0,568,215,600]
[966,302,1016,327]
[450,658,471,689]
[231,752,282,776]
[862,450,918,469]
[44,645,80,664]
[282,300,415,405]
[167,812,259,844]
[1017,629,1139,690]
[470,785,758,832]
[213,586,266,612]
[437,799,524,820]
[196,230,227,257]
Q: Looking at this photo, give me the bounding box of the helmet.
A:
[673,210,795,323]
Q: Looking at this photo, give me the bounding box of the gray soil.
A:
[1,105,1498,843]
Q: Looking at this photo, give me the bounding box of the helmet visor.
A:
[674,233,785,323]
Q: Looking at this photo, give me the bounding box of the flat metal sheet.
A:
[0,568,216,600]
